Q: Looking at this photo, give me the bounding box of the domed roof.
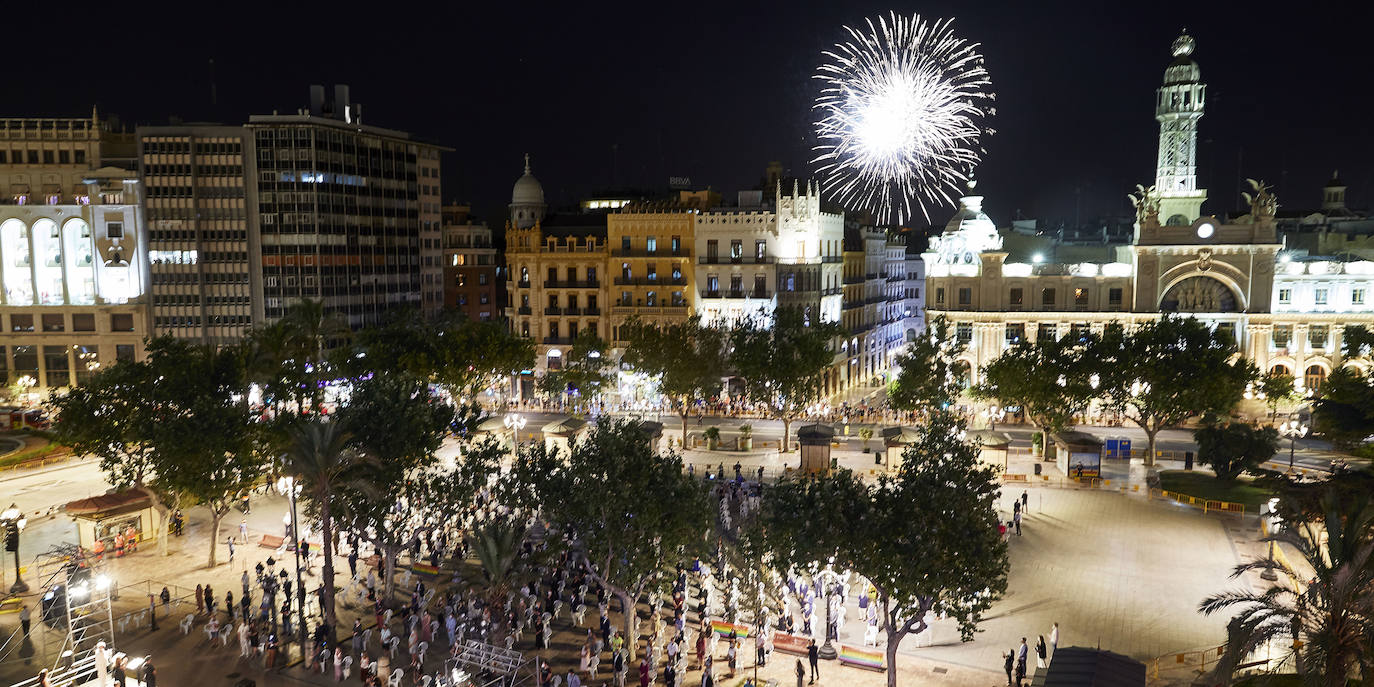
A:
[944,180,994,234]
[511,153,545,206]
[1325,170,1345,188]
[1162,30,1201,85]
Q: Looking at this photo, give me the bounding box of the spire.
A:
[523,152,531,175]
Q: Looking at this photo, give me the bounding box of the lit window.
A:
[1278,288,1291,304]
[1315,288,1328,305]
[1355,289,1366,305]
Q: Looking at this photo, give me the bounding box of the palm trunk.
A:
[320,498,338,645]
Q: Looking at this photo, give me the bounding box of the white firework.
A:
[813,13,995,225]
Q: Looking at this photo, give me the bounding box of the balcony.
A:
[543,336,574,345]
[612,248,685,258]
[866,273,879,280]
[517,306,532,315]
[823,287,842,296]
[611,303,690,316]
[516,280,531,289]
[698,256,773,265]
[543,307,562,315]
[699,289,772,300]
[842,276,864,285]
[563,307,581,316]
[823,256,843,263]
[543,279,600,289]
[613,276,688,286]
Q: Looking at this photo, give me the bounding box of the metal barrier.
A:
[1150,490,1246,517]
[1147,644,1225,682]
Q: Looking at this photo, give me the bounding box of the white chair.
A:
[384,608,394,626]
[419,676,432,687]
[553,600,564,619]
[203,624,217,644]
[180,614,195,635]
[221,623,234,648]
[342,656,353,681]
[572,605,586,627]
[117,616,129,634]
[387,636,400,660]
[363,628,373,648]
[380,627,393,646]
[418,640,429,663]
[398,571,412,588]
[504,635,514,650]
[388,668,404,687]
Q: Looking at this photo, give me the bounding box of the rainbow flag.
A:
[411,563,440,578]
[838,645,884,671]
[710,620,750,639]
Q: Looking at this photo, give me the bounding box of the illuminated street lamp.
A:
[1279,417,1308,474]
[274,476,308,660]
[2,503,28,593]
[503,414,527,453]
[983,405,1006,431]
[1259,497,1282,582]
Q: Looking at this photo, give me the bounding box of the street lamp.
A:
[274,476,309,661]
[984,405,1006,432]
[817,558,839,661]
[2,503,28,593]
[503,414,527,454]
[1260,497,1282,582]
[1279,417,1308,474]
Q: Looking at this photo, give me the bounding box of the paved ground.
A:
[0,435,1279,687]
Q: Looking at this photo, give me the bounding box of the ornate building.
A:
[923,32,1374,402]
[441,204,501,321]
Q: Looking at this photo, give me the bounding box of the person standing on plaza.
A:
[1021,490,1029,513]
[148,595,158,631]
[1017,637,1028,684]
[1014,509,1022,536]
[795,658,805,687]
[141,660,156,687]
[1003,650,1014,685]
[612,649,626,687]
[196,584,204,615]
[226,591,235,621]
[227,537,235,564]
[240,519,249,544]
[1036,635,1047,669]
[806,638,818,684]
[20,604,31,636]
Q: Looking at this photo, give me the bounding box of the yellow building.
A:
[607,204,698,344]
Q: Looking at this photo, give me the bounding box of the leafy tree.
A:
[538,331,615,410]
[1193,420,1279,481]
[509,419,711,660]
[1200,478,1374,687]
[463,518,546,637]
[730,307,842,452]
[756,410,1008,687]
[974,332,1099,444]
[283,419,373,644]
[1256,371,1299,422]
[888,316,967,415]
[1312,367,1374,457]
[334,373,456,598]
[350,310,533,400]
[620,316,729,443]
[1096,316,1255,466]
[1341,324,1374,359]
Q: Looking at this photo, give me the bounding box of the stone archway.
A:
[1160,275,1240,313]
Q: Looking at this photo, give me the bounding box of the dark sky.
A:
[18,0,1373,230]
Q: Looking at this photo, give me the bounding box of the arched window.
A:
[1166,214,1188,226]
[1268,364,1291,378]
[953,361,972,390]
[1304,365,1326,392]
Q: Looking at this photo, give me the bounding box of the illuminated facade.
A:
[608,205,697,343]
[923,32,1374,406]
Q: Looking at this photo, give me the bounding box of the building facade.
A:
[923,32,1374,404]
[1,115,148,396]
[607,205,696,343]
[440,205,501,321]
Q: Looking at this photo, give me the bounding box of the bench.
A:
[259,534,284,549]
[772,632,811,656]
[838,644,885,671]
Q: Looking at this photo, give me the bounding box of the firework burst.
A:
[813,13,994,224]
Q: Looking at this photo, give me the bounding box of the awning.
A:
[542,416,588,436]
[65,489,152,519]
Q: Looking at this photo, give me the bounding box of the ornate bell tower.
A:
[1154,30,1208,225]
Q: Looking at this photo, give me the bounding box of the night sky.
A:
[19,0,1373,231]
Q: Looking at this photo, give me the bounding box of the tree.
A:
[756,410,1009,687]
[620,316,729,442]
[1096,317,1255,466]
[349,310,534,400]
[1256,371,1299,422]
[538,331,615,410]
[1200,477,1374,687]
[463,518,545,638]
[1311,367,1374,457]
[509,419,711,660]
[888,316,967,415]
[974,332,1099,444]
[334,373,456,598]
[1193,420,1279,481]
[283,419,373,643]
[730,307,842,452]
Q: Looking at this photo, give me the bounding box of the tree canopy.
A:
[974,331,1099,437]
[537,331,615,409]
[887,316,967,415]
[1193,420,1279,481]
[730,307,842,451]
[1312,367,1374,457]
[619,315,729,441]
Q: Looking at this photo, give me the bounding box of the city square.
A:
[2,3,1373,687]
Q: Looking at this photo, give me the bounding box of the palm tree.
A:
[279,299,351,412]
[464,518,541,638]
[1200,487,1374,687]
[283,418,371,644]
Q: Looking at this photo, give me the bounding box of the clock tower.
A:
[1154,30,1208,226]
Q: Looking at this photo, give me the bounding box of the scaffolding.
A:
[441,640,532,687]
[32,544,112,672]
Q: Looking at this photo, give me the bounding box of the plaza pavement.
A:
[0,444,1277,687]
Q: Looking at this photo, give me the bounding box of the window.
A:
[457,274,466,287]
[706,240,718,260]
[1038,323,1056,341]
[647,263,657,281]
[707,276,719,293]
[755,240,766,260]
[957,287,971,306]
[1074,288,1089,306]
[1108,288,1123,307]
[111,314,135,332]
[1272,325,1291,348]
[10,314,34,332]
[72,313,95,332]
[621,263,631,280]
[671,265,682,281]
[1315,288,1328,305]
[1305,365,1326,392]
[1041,288,1056,307]
[754,274,767,295]
[44,345,69,387]
[1355,289,1366,305]
[1268,364,1291,378]
[935,287,945,305]
[587,267,597,282]
[1005,323,1025,345]
[478,273,488,285]
[730,240,743,259]
[729,275,742,293]
[1070,323,1090,342]
[621,291,632,305]
[956,323,972,344]
[671,236,681,255]
[621,236,632,251]
[785,274,795,292]
[41,314,65,332]
[1009,288,1023,306]
[106,222,124,239]
[1309,325,1329,349]
[646,236,656,253]
[1278,288,1291,304]
[520,322,530,337]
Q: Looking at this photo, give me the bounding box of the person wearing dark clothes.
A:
[807,639,819,684]
[1004,650,1015,685]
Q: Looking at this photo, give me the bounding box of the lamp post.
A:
[2,503,28,593]
[1260,497,1282,582]
[984,405,1006,432]
[275,477,308,661]
[503,414,527,456]
[817,559,838,660]
[1279,417,1308,474]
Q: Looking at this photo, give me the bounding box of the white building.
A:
[923,31,1374,402]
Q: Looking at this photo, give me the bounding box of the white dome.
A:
[511,153,545,206]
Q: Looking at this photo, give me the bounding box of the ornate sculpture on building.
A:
[1129,184,1161,227]
[1241,178,1278,222]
